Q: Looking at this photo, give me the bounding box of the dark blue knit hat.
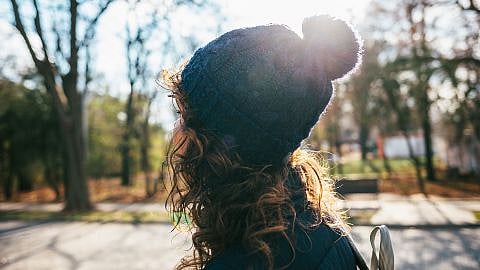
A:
[181,15,361,166]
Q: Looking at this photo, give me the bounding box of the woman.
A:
[165,15,363,270]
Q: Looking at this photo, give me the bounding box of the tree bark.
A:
[360,125,369,161]
[4,172,14,200]
[121,85,135,186]
[382,152,393,176]
[62,93,92,211]
[335,141,344,175]
[17,171,33,192]
[359,124,369,173]
[421,92,436,181]
[1,142,14,200]
[401,131,426,194]
[410,1,436,181]
[141,98,154,197]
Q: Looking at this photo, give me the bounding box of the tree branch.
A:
[61,0,79,107]
[78,0,115,48]
[52,20,67,65]
[431,55,480,68]
[83,44,92,94]
[455,0,480,14]
[10,0,41,66]
[32,0,51,63]
[69,0,78,74]
[9,0,70,126]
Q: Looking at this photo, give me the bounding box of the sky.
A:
[222,0,371,32]
[0,0,372,130]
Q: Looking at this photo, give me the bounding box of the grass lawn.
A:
[474,211,480,222]
[0,210,171,224]
[0,208,374,226]
[332,156,448,176]
[334,158,415,175]
[347,209,377,225]
[0,177,169,204]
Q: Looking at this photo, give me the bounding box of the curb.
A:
[353,223,480,229]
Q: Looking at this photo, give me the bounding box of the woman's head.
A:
[164,15,361,270]
[178,15,361,167]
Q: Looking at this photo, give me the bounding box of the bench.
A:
[335,176,379,195]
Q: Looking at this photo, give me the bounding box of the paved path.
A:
[352,226,479,270]
[1,222,479,270]
[0,202,166,213]
[342,194,480,226]
[0,222,189,270]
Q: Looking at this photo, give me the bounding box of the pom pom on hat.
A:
[302,15,362,80]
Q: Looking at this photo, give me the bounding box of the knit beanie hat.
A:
[181,15,362,166]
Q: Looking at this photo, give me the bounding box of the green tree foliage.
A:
[8,0,115,210]
[87,92,166,180]
[0,82,167,201]
[87,93,124,178]
[0,79,63,200]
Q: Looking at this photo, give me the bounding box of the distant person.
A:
[165,15,363,270]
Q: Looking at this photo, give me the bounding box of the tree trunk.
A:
[335,141,344,175]
[402,131,426,194]
[382,153,393,176]
[17,171,33,192]
[141,142,152,196]
[1,143,14,200]
[417,78,436,181]
[413,2,436,181]
[141,106,153,197]
[121,86,135,186]
[156,144,169,193]
[62,128,91,211]
[61,94,92,211]
[383,78,426,193]
[422,106,436,181]
[143,159,153,197]
[120,135,132,186]
[359,124,369,173]
[4,172,14,201]
[359,124,369,161]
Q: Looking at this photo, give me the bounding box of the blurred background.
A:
[0,0,479,269]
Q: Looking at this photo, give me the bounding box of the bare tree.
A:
[121,4,158,187]
[406,1,438,181]
[120,0,221,190]
[8,0,114,211]
[401,0,480,179]
[138,91,159,196]
[382,77,426,193]
[345,42,386,173]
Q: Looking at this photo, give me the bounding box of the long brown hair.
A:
[163,69,348,270]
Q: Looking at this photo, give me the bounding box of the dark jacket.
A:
[204,172,357,270]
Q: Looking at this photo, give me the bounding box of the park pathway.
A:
[0,221,479,270]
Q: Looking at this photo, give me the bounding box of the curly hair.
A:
[163,69,348,270]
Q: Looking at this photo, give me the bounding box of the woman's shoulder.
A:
[204,246,256,270]
[204,223,356,270]
[288,223,356,269]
